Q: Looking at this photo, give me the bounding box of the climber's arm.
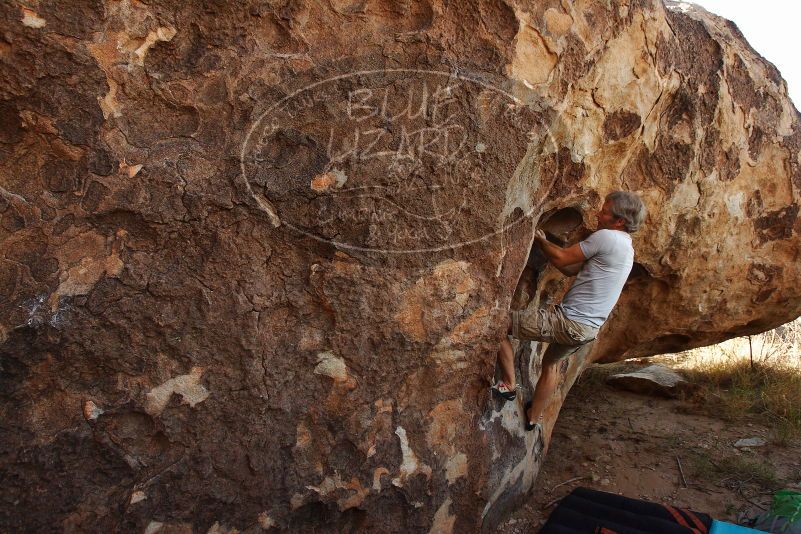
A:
[534,230,586,271]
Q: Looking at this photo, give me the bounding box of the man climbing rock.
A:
[492,191,647,434]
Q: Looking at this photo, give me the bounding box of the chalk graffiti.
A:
[240,69,553,254]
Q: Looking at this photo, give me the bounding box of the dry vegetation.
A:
[571,317,801,493]
[652,317,801,447]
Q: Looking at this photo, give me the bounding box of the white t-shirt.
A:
[558,229,633,328]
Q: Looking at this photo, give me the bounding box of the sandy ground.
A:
[496,368,801,533]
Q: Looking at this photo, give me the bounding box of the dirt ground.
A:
[496,367,801,533]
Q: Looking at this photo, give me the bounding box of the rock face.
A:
[1,0,800,532]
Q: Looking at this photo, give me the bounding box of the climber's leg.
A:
[497,334,516,387]
[526,355,559,426]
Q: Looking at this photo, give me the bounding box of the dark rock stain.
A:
[753,203,799,244]
[700,127,740,181]
[603,110,641,142]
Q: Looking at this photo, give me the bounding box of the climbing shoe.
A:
[524,401,543,432]
[491,380,517,401]
[525,420,542,433]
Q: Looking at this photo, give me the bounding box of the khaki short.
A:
[511,303,598,348]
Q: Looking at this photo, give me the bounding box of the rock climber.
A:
[492,191,647,434]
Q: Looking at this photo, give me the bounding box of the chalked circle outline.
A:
[240,68,559,254]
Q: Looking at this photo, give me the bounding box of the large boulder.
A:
[1,0,799,532]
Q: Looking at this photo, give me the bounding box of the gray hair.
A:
[606,191,646,233]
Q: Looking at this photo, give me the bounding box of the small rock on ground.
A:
[606,364,692,398]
